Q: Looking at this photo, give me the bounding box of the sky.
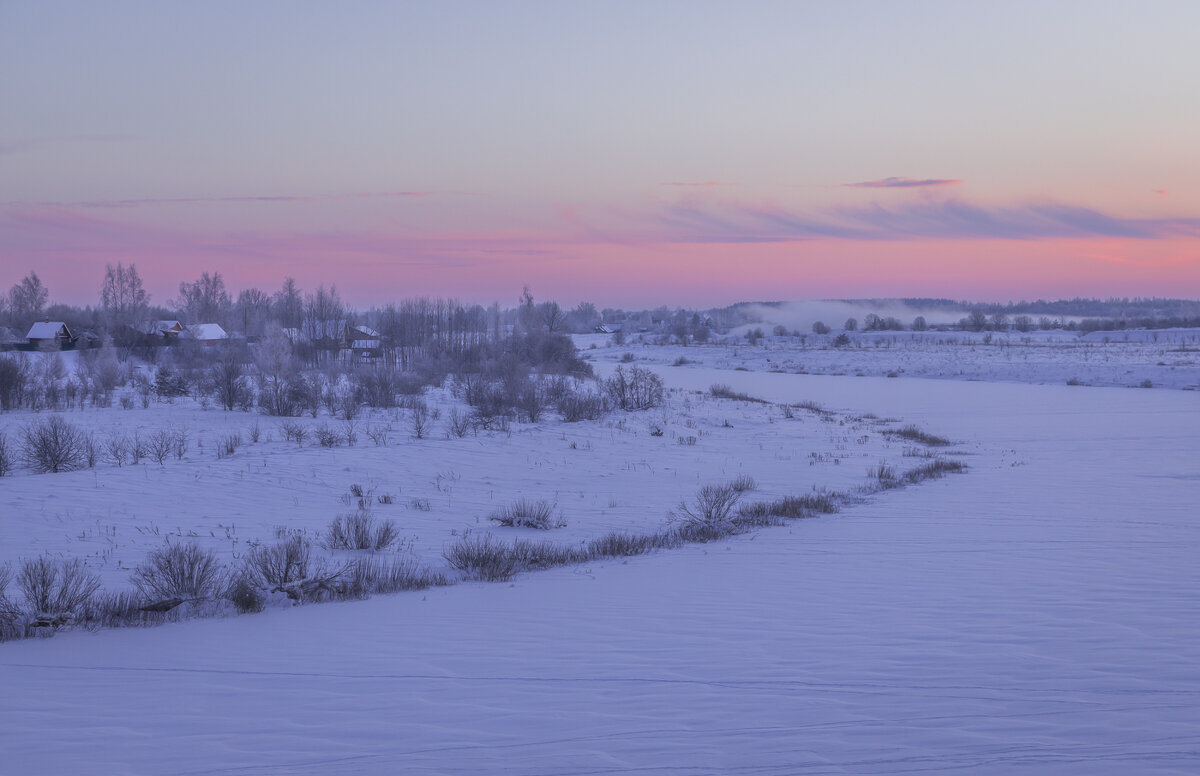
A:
[2,0,1198,310]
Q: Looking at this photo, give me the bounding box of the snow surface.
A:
[579,328,1200,391]
[1,339,1199,774]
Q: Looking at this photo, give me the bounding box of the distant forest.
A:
[2,264,1199,343]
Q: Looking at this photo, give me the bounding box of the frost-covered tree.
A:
[272,277,303,330]
[100,263,149,333]
[235,288,272,337]
[9,272,48,322]
[175,272,231,324]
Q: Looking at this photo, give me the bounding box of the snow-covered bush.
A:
[131,543,225,601]
[20,416,88,473]
[556,386,610,422]
[246,536,311,588]
[17,557,100,620]
[670,483,743,541]
[444,533,522,581]
[0,432,12,477]
[345,556,450,595]
[225,572,265,614]
[322,512,399,551]
[604,365,664,411]
[0,564,20,641]
[489,498,564,530]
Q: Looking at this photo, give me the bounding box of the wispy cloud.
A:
[661,181,728,188]
[1153,189,1170,196]
[0,135,131,157]
[0,191,436,209]
[843,177,963,189]
[652,198,1200,243]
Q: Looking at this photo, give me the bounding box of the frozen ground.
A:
[580,328,1200,390]
[0,381,930,587]
[1,340,1198,774]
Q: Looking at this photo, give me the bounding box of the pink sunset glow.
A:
[1,3,1197,308]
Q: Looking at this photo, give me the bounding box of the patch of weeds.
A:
[729,474,757,493]
[489,498,565,530]
[901,459,966,484]
[322,512,400,551]
[709,384,769,404]
[884,424,951,447]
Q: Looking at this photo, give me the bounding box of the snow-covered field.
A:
[587,328,1200,390]
[1,334,1198,774]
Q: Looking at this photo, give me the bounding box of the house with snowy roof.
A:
[26,321,74,348]
[184,323,228,343]
[155,320,186,339]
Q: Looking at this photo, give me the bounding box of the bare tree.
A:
[175,272,231,324]
[255,326,297,416]
[100,263,149,334]
[0,432,13,476]
[272,277,303,330]
[234,288,272,338]
[9,272,49,322]
[21,416,88,473]
[213,348,250,411]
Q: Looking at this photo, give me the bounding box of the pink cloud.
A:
[844,177,964,189]
[0,191,436,209]
[661,181,728,188]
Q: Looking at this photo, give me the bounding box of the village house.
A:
[154,320,186,339]
[185,323,228,343]
[26,321,74,348]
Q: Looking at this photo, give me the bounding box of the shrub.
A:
[313,424,341,448]
[280,420,308,446]
[365,421,391,446]
[0,356,30,411]
[322,512,400,551]
[104,433,129,467]
[884,425,951,447]
[586,530,681,558]
[225,572,265,614]
[488,498,564,530]
[446,408,471,438]
[729,474,757,493]
[246,535,312,588]
[0,432,12,477]
[80,591,152,630]
[444,533,521,582]
[20,416,88,473]
[710,384,769,404]
[18,557,100,619]
[0,564,20,640]
[670,483,743,540]
[147,430,175,464]
[131,542,225,601]
[411,401,430,439]
[556,387,610,422]
[868,462,900,489]
[902,459,966,484]
[219,433,241,458]
[605,365,664,411]
[154,366,189,399]
[505,538,586,569]
[346,556,451,595]
[738,491,840,523]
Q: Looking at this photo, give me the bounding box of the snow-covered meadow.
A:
[1,332,1198,774]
